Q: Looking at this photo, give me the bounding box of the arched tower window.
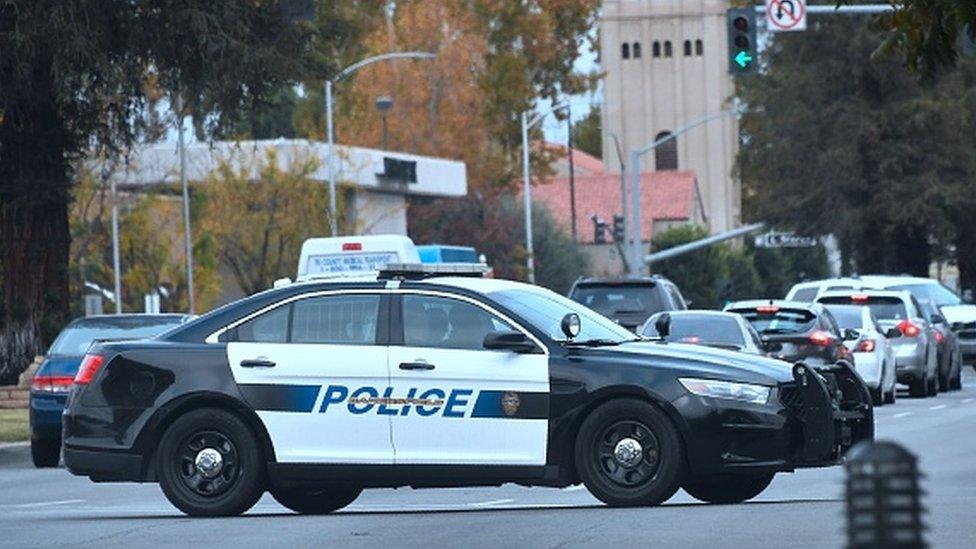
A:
[654,131,678,170]
[621,42,630,59]
[683,40,692,56]
[632,42,642,58]
[695,39,704,56]
[652,41,661,58]
[663,41,673,58]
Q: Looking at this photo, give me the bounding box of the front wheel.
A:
[271,485,362,514]
[682,472,775,504]
[30,438,60,468]
[575,399,684,507]
[156,408,265,517]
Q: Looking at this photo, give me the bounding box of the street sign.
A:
[766,0,807,32]
[753,231,817,248]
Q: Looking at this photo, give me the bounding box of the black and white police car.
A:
[63,264,874,516]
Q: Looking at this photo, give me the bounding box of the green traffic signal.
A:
[727,8,758,75]
[734,50,753,68]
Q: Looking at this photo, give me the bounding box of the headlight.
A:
[678,377,771,405]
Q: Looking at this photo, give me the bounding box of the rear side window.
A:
[570,285,666,316]
[818,296,908,321]
[291,294,380,345]
[790,288,819,302]
[734,308,817,334]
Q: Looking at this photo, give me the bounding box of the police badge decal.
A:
[501,391,521,417]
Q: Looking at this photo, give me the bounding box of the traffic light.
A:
[612,214,625,243]
[727,7,757,75]
[592,215,608,244]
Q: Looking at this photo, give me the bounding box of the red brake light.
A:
[935,331,944,344]
[851,294,869,303]
[74,354,106,385]
[30,375,75,393]
[896,320,921,338]
[342,242,362,251]
[856,339,876,353]
[809,330,833,347]
[756,305,779,314]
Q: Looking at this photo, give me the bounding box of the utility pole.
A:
[176,94,195,314]
[566,104,577,241]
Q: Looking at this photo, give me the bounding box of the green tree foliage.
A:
[651,226,737,309]
[409,194,589,294]
[571,104,602,159]
[0,1,312,381]
[737,17,976,279]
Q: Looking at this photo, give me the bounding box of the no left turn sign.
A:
[766,0,806,32]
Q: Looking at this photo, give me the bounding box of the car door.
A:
[224,291,393,464]
[387,291,549,466]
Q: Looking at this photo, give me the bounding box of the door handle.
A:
[398,361,435,371]
[240,358,276,368]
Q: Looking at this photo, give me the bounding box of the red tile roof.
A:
[529,170,698,243]
[541,142,605,175]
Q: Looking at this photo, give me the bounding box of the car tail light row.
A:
[896,320,921,338]
[934,331,945,344]
[31,375,75,393]
[856,339,876,353]
[73,354,106,385]
[809,330,835,347]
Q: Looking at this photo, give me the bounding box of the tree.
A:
[737,17,975,278]
[201,149,340,295]
[571,104,602,159]
[650,225,735,309]
[0,2,311,381]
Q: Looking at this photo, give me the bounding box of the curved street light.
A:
[325,51,437,236]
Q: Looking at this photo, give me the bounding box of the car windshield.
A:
[734,308,817,334]
[818,296,908,321]
[823,305,864,329]
[48,317,184,356]
[491,288,637,343]
[889,283,961,307]
[569,285,666,316]
[644,314,745,347]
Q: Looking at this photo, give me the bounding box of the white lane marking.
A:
[562,484,587,492]
[14,499,85,509]
[468,498,514,507]
[893,412,913,419]
[963,398,974,404]
[929,404,948,411]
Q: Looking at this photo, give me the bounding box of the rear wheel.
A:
[926,374,939,396]
[869,387,883,407]
[951,368,963,391]
[909,377,927,398]
[156,408,265,517]
[575,399,684,507]
[270,485,362,514]
[30,438,60,468]
[884,387,896,405]
[682,472,775,504]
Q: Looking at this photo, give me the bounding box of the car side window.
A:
[402,294,513,351]
[236,305,290,343]
[667,284,687,309]
[291,294,381,345]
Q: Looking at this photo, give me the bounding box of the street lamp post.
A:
[324,51,436,236]
[627,109,740,275]
[176,93,195,314]
[520,102,569,284]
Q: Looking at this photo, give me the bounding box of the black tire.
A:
[909,378,927,398]
[30,438,60,468]
[574,398,684,507]
[927,374,939,397]
[869,387,883,407]
[682,472,775,504]
[270,485,362,514]
[156,408,265,517]
[951,368,963,391]
[884,387,896,405]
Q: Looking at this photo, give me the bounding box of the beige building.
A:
[600,0,740,235]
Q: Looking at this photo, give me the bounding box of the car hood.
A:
[940,304,976,325]
[38,355,84,377]
[613,341,795,384]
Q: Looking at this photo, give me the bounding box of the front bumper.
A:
[674,361,873,476]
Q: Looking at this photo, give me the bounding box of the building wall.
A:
[600,0,740,234]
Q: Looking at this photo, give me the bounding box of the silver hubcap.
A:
[613,437,643,467]
[194,448,224,478]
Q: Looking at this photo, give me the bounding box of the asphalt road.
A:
[3,373,976,549]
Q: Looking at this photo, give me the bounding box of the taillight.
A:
[896,320,921,338]
[809,330,834,347]
[856,339,876,353]
[756,305,779,314]
[74,354,106,385]
[851,294,870,303]
[31,375,75,393]
[934,331,945,344]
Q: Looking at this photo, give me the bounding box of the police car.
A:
[63,264,874,516]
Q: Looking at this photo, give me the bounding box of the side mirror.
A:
[843,328,860,341]
[654,313,671,339]
[560,313,581,339]
[483,330,537,353]
[762,338,783,353]
[885,327,902,339]
[929,313,945,324]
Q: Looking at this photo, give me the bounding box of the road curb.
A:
[0,441,29,467]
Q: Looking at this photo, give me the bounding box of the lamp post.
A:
[374,95,393,150]
[325,51,436,236]
[175,93,195,314]
[627,109,740,275]
[521,101,569,284]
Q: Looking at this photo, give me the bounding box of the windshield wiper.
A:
[563,338,625,347]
